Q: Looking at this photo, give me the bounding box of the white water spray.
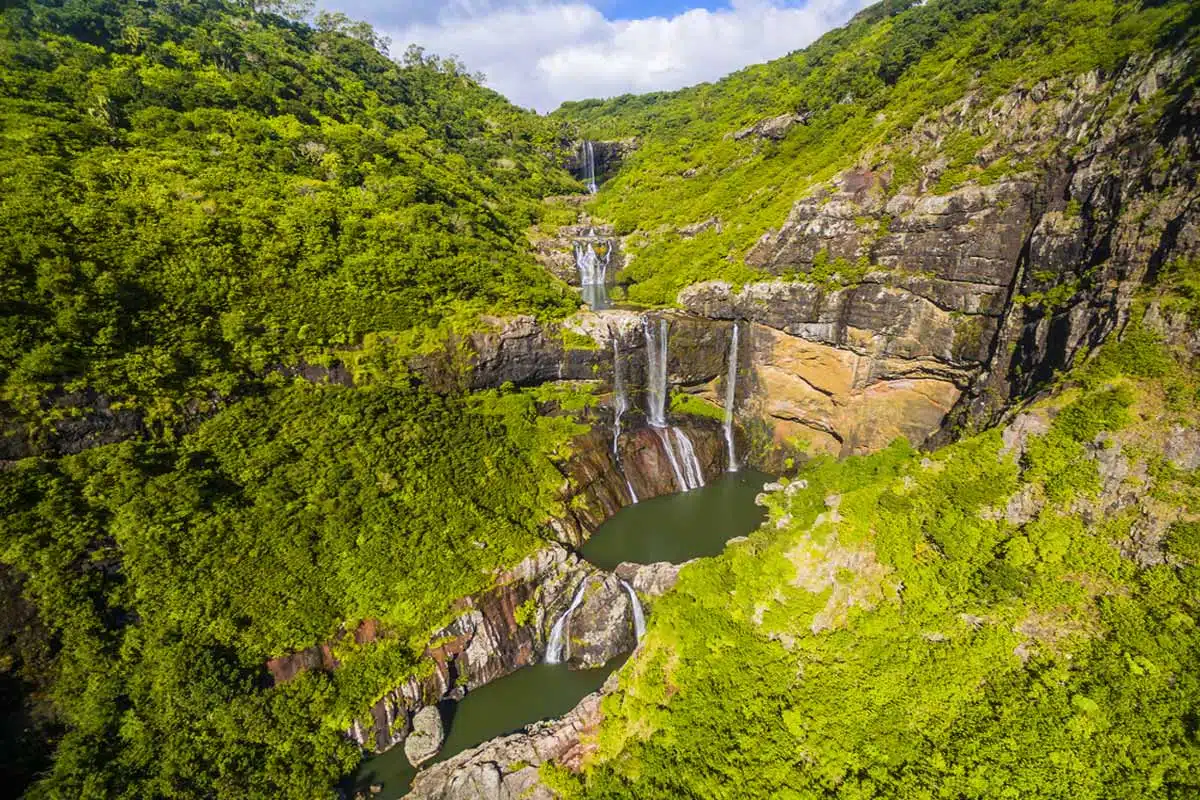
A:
[671,426,705,490]
[545,580,588,664]
[643,317,670,427]
[573,241,607,286]
[724,322,740,472]
[620,580,646,640]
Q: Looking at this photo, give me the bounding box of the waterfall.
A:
[652,426,688,491]
[573,241,607,286]
[643,317,669,427]
[575,230,611,309]
[642,316,706,492]
[582,141,598,194]
[724,322,740,472]
[671,427,705,490]
[545,580,589,664]
[620,580,646,640]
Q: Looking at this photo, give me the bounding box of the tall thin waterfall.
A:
[582,141,598,194]
[620,580,646,640]
[643,317,706,492]
[643,317,669,427]
[724,322,740,472]
[545,580,589,664]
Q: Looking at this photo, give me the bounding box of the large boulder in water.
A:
[404,706,445,767]
[562,574,637,669]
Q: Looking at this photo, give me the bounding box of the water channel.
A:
[349,469,770,797]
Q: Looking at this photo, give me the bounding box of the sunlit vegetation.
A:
[1,0,582,426]
[549,331,1200,798]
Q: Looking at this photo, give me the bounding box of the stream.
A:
[348,469,770,798]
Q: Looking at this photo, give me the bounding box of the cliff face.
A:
[695,53,1198,450]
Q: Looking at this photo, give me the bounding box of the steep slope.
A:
[0,0,580,444]
[420,319,1200,800]
[556,0,1199,444]
[0,1,598,796]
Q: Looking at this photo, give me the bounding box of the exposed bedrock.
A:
[331,545,684,757]
[729,52,1198,439]
[407,681,612,800]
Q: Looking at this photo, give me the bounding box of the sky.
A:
[318,0,875,112]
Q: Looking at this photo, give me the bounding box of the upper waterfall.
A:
[582,140,598,194]
[643,317,670,428]
[642,316,706,493]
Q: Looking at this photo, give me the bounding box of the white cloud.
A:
[370,0,873,112]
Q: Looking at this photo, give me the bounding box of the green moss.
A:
[670,392,726,423]
[561,328,602,352]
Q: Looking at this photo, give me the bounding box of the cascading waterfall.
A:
[620,580,646,640]
[671,426,705,489]
[611,335,639,503]
[575,228,612,309]
[642,317,706,492]
[545,580,589,665]
[723,322,740,472]
[582,140,598,194]
[652,426,688,490]
[573,240,607,286]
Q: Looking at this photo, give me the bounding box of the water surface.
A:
[580,469,771,570]
[350,658,623,798]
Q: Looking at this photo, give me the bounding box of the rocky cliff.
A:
[702,52,1198,450]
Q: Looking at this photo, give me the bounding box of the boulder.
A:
[404,706,445,767]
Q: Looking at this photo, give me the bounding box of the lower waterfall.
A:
[620,580,646,640]
[545,580,589,664]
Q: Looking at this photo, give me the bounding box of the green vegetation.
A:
[555,0,1197,306]
[0,0,599,795]
[551,333,1200,798]
[0,0,581,427]
[669,392,726,423]
[1,380,588,797]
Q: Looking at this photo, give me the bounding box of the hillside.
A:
[555,0,1197,308]
[1,0,1198,798]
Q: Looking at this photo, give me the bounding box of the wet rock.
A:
[404,706,445,767]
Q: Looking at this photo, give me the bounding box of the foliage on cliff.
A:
[0,379,587,797]
[548,329,1200,798]
[0,0,581,423]
[556,0,1198,306]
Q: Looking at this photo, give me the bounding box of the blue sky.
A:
[602,0,727,19]
[322,0,873,112]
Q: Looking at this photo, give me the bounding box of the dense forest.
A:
[0,0,590,795]
[1,0,582,427]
